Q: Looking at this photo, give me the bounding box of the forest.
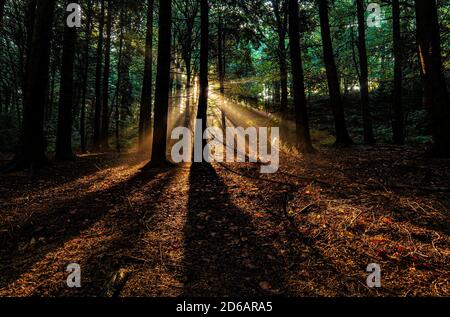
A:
[0,0,449,297]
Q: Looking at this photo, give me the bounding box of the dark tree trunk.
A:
[147,0,172,167]
[196,0,209,152]
[392,0,404,144]
[80,0,93,153]
[356,0,374,144]
[273,80,280,108]
[139,0,154,151]
[113,8,126,154]
[0,0,5,25]
[279,44,288,115]
[318,0,352,145]
[415,0,450,157]
[288,0,314,153]
[47,56,57,121]
[218,15,224,94]
[19,0,56,168]
[93,0,105,150]
[101,0,112,149]
[23,0,38,93]
[56,4,77,161]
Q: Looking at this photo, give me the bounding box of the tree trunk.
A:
[279,43,288,115]
[56,3,77,161]
[392,0,404,144]
[218,15,225,94]
[415,0,450,156]
[356,0,374,144]
[318,0,352,145]
[93,0,105,150]
[288,0,314,153]
[101,0,112,149]
[147,0,172,167]
[196,0,209,152]
[20,0,56,168]
[139,0,154,151]
[80,0,93,153]
[23,0,38,95]
[114,8,125,154]
[0,0,5,25]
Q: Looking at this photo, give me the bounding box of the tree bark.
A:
[415,0,450,156]
[139,0,154,151]
[20,0,56,168]
[80,0,93,153]
[273,0,288,115]
[356,0,374,144]
[318,0,352,145]
[218,15,225,94]
[101,0,112,149]
[288,0,314,153]
[93,0,105,150]
[147,0,172,166]
[196,0,209,152]
[55,3,77,161]
[0,0,5,25]
[392,0,404,144]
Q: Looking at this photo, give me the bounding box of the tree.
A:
[318,0,352,145]
[271,0,288,115]
[93,0,105,150]
[173,0,199,89]
[56,1,77,161]
[217,14,224,94]
[288,0,314,153]
[101,0,112,149]
[196,0,209,152]
[146,0,173,167]
[80,0,94,153]
[391,0,404,145]
[138,0,154,152]
[356,0,374,144]
[415,0,450,156]
[0,0,5,25]
[19,0,57,168]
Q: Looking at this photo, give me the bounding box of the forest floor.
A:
[0,94,449,297]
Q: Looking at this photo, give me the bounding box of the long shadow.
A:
[0,167,177,290]
[183,163,286,296]
[0,153,142,201]
[40,167,180,296]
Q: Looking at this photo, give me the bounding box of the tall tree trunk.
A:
[101,0,112,149]
[139,0,154,151]
[356,0,374,144]
[23,0,38,95]
[56,3,77,161]
[217,15,224,94]
[114,7,125,153]
[392,0,404,144]
[19,0,56,168]
[288,0,314,153]
[0,0,5,25]
[146,0,172,167]
[415,0,450,156]
[272,0,288,115]
[80,0,93,153]
[318,0,352,145]
[93,0,105,150]
[196,0,209,152]
[279,42,288,115]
